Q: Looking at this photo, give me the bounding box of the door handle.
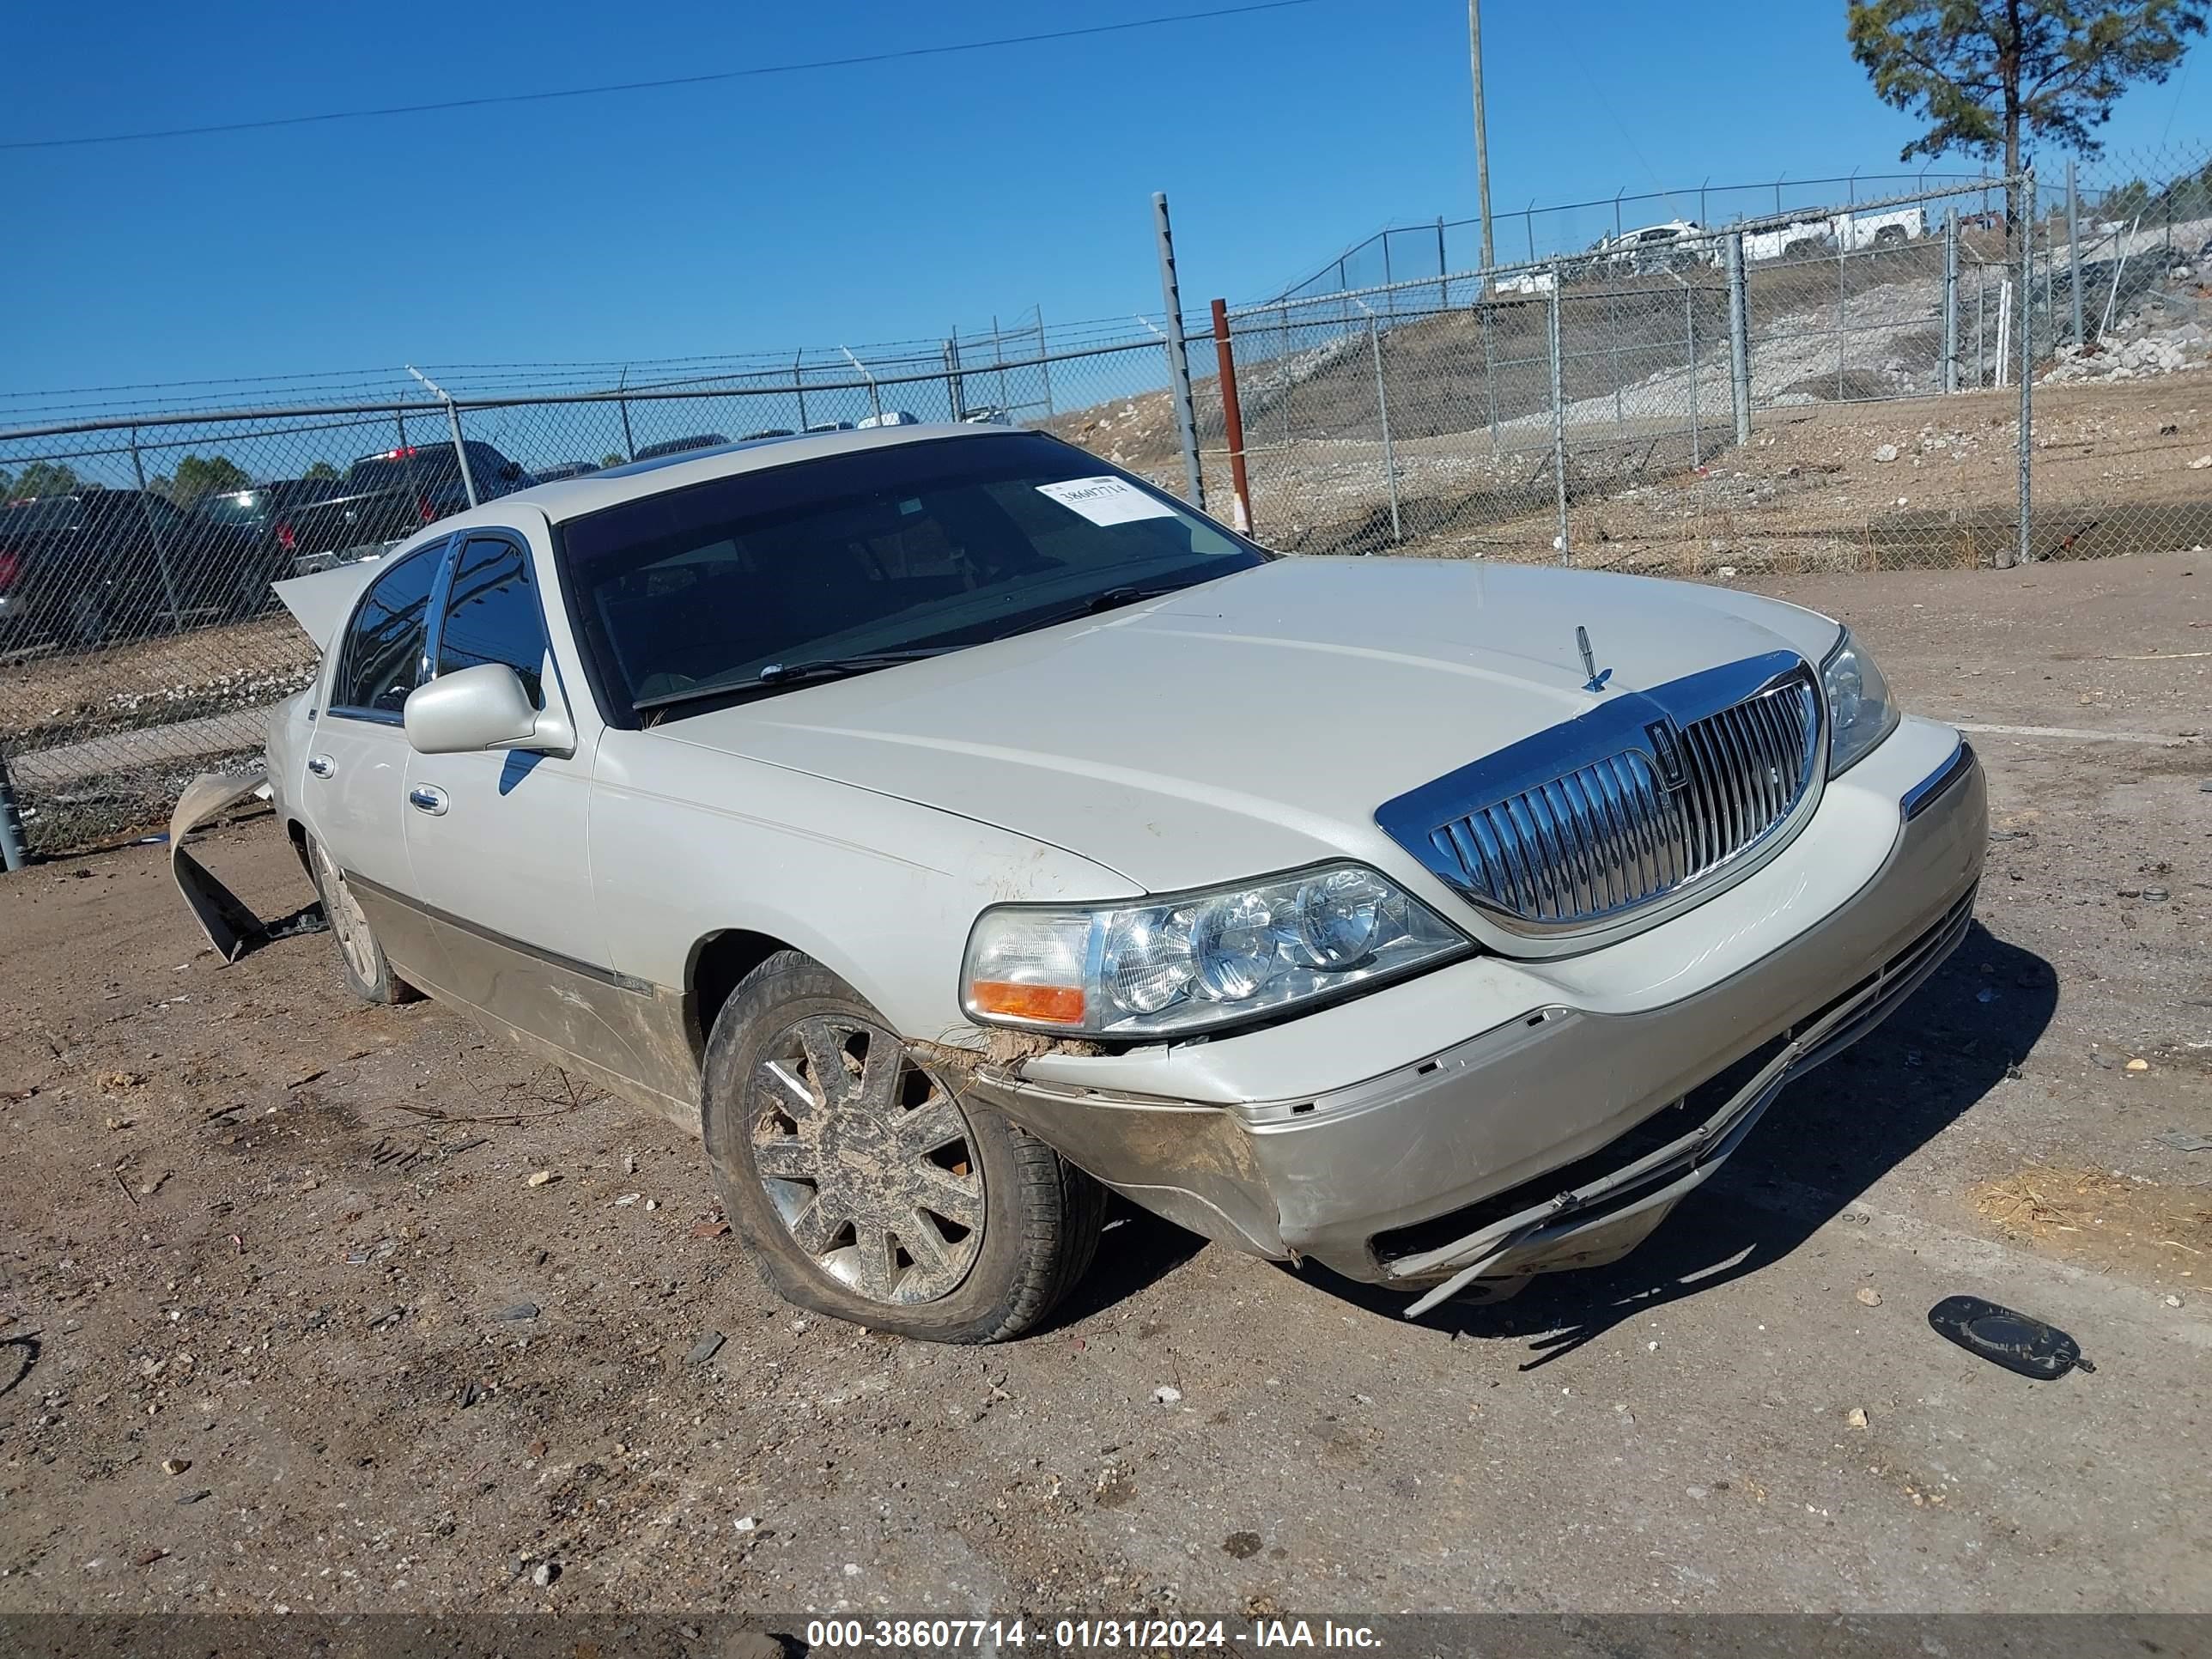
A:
[306,755,335,778]
[408,784,449,816]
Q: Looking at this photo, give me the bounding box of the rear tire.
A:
[228,561,275,621]
[303,833,420,1006]
[65,592,109,649]
[702,951,1103,1343]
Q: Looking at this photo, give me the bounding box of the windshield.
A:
[558,431,1269,723]
[198,489,267,526]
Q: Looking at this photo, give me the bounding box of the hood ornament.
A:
[1575,625,1613,694]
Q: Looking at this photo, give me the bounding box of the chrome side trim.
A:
[1901,737,1974,822]
[343,868,657,996]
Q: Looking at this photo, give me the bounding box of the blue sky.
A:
[4,0,2204,397]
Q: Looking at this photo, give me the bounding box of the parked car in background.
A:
[273,442,532,574]
[633,434,730,462]
[1744,216,1839,263]
[1,489,264,646]
[1594,220,1713,276]
[856,410,921,428]
[1837,205,1925,252]
[531,461,603,483]
[805,420,858,434]
[202,423,1984,1344]
[740,428,796,441]
[195,477,346,610]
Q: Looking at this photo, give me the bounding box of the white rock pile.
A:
[2041,322,2208,385]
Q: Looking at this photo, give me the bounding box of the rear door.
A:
[300,538,452,986]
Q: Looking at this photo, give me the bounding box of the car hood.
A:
[655,556,1841,896]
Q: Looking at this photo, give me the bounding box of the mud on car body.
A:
[175,423,1985,1342]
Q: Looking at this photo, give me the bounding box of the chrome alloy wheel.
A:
[308,836,380,988]
[748,1015,985,1305]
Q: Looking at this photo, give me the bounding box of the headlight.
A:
[963,862,1470,1039]
[1821,629,1899,776]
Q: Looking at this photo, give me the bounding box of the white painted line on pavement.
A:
[1958,721,2198,746]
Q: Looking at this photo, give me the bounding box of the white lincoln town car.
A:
[185,423,1985,1343]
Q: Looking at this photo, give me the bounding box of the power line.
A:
[0,0,1326,152]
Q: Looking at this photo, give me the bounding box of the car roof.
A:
[494,422,1028,523]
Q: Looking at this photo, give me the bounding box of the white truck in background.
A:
[1744,205,1928,263]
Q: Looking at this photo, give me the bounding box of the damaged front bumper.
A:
[965,730,1987,1310]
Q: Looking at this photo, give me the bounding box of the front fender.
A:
[589,734,1136,1042]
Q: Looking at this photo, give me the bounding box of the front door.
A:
[301,538,450,987]
[400,532,674,1096]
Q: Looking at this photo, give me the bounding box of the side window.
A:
[332,547,443,717]
[437,536,548,708]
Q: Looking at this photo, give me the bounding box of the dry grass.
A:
[1971,1163,2211,1274]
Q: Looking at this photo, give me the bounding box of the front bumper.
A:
[972,723,1987,1296]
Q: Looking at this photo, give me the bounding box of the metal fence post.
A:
[1036,307,1054,416]
[1210,299,1255,534]
[794,349,811,430]
[1942,211,1960,392]
[445,401,478,506]
[1481,301,1498,456]
[127,428,185,630]
[1367,315,1401,546]
[407,366,477,506]
[0,750,27,872]
[1724,231,1752,447]
[1982,270,1999,391]
[2067,159,2084,346]
[1152,191,1206,509]
[617,368,636,461]
[1548,267,1570,562]
[1609,285,1623,432]
[1686,283,1700,467]
[2019,173,2036,567]
[943,339,964,422]
[1836,226,1848,399]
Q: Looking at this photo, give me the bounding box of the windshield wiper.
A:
[632,648,952,714]
[1001,581,1198,640]
[754,648,953,684]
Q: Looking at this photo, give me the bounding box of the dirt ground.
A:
[0,553,2207,1626]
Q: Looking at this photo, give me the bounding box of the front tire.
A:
[303,833,420,1005]
[702,951,1103,1343]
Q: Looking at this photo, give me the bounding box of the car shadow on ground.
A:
[1293,921,2058,1365]
[1046,1197,1212,1330]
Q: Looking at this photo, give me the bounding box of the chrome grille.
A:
[1376,653,1824,934]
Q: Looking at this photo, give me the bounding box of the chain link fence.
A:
[1211,147,2210,582]
[0,336,1180,858]
[2,147,2207,860]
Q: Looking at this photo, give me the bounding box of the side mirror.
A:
[499,460,523,481]
[404,663,574,757]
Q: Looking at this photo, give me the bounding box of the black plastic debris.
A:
[1929,1295,2095,1379]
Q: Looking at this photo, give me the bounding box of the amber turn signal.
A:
[967,981,1085,1025]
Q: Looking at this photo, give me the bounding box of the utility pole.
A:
[1468,0,1494,276]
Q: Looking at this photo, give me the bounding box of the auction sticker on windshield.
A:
[1036,476,1179,526]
